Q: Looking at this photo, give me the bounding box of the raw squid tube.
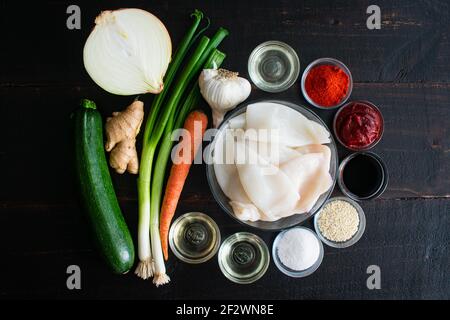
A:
[281,144,333,213]
[213,129,267,221]
[245,102,331,147]
[234,137,300,219]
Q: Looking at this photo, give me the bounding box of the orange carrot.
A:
[160,110,208,260]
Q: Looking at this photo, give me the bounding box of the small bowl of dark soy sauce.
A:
[338,152,388,201]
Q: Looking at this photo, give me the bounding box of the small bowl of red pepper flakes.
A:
[301,58,353,109]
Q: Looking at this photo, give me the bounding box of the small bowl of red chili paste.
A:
[301,58,352,109]
[333,101,384,151]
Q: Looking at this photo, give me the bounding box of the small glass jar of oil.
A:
[169,212,221,264]
[218,232,270,284]
[248,41,300,93]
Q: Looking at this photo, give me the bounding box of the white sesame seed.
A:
[317,200,359,242]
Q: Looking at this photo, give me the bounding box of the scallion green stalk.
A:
[141,10,205,147]
[151,50,226,241]
[150,28,229,149]
[148,30,228,286]
[135,11,205,280]
[145,36,211,285]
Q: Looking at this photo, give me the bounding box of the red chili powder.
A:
[305,64,350,107]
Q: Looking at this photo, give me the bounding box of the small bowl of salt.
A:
[272,227,324,278]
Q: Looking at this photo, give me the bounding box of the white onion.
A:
[83,8,172,96]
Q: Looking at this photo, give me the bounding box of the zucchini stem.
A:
[81,99,97,110]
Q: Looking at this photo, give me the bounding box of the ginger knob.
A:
[105,100,144,174]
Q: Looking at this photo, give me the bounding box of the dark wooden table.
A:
[1,0,449,300]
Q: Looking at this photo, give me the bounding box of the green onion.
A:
[145,36,211,286]
[138,24,228,285]
[151,28,229,148]
[135,11,205,280]
[151,50,226,245]
[141,10,206,147]
[148,30,228,286]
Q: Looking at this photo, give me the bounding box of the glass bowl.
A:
[301,57,353,109]
[218,232,270,284]
[272,226,324,278]
[338,152,389,201]
[169,212,221,264]
[248,41,300,93]
[313,197,366,248]
[205,99,338,231]
[333,100,384,151]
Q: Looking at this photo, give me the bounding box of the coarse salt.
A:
[277,228,320,271]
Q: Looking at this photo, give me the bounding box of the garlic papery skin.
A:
[199,68,251,128]
[83,9,172,96]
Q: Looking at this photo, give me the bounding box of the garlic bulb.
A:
[83,9,172,96]
[199,68,251,127]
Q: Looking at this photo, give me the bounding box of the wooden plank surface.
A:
[0,0,449,299]
[1,199,448,299]
[1,0,450,85]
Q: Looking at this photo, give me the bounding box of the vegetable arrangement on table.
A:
[76,8,228,286]
[75,5,387,287]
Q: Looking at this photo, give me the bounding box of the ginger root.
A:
[105,100,144,174]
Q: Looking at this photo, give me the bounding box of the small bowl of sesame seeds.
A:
[314,197,366,248]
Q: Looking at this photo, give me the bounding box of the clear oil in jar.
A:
[248,41,300,93]
[169,212,220,264]
[218,232,270,284]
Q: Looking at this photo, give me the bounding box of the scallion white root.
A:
[135,179,154,279]
[151,230,170,287]
[134,258,154,280]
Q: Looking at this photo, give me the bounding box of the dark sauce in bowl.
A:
[338,152,388,200]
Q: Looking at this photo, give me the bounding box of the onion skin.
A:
[83,8,172,96]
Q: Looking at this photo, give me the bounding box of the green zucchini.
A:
[74,99,135,274]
